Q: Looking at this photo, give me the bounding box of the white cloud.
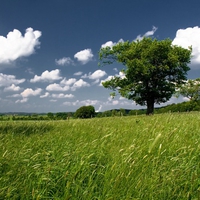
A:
[81,73,88,78]
[135,26,157,41]
[4,84,21,91]
[112,100,119,105]
[64,99,100,106]
[99,75,114,86]
[82,99,100,105]
[89,70,107,79]
[101,41,116,48]
[15,98,28,103]
[119,71,126,79]
[21,88,42,98]
[46,83,70,91]
[30,69,62,83]
[81,70,107,83]
[71,79,90,91]
[55,57,74,66]
[52,93,74,98]
[119,96,126,100]
[0,28,41,64]
[0,73,25,87]
[101,38,124,48]
[100,71,125,86]
[40,92,50,98]
[96,105,102,112]
[60,78,76,85]
[74,71,83,76]
[172,26,200,65]
[74,49,93,64]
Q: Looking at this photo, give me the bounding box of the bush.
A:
[75,105,95,118]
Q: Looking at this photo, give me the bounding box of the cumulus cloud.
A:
[4,84,21,92]
[112,100,119,105]
[81,70,107,83]
[21,88,42,98]
[135,26,157,41]
[89,70,107,79]
[0,73,25,87]
[60,78,76,85]
[71,79,90,91]
[63,99,100,106]
[30,69,62,83]
[55,57,74,66]
[46,78,90,91]
[99,71,125,86]
[46,83,70,91]
[15,98,28,103]
[99,75,114,86]
[0,28,42,64]
[74,71,83,76]
[40,92,50,98]
[74,49,93,64]
[172,26,200,65]
[101,38,124,48]
[52,93,74,98]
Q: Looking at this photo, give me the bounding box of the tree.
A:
[176,78,200,101]
[47,112,54,120]
[119,108,126,116]
[55,112,68,120]
[99,37,192,115]
[75,105,95,118]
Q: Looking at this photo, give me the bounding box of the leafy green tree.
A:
[47,112,54,120]
[99,37,192,115]
[75,105,95,118]
[119,108,126,116]
[55,112,68,120]
[101,110,112,117]
[176,78,200,101]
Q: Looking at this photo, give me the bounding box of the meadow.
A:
[0,113,199,199]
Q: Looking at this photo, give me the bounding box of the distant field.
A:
[0,113,200,199]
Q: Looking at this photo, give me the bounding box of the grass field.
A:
[0,113,200,199]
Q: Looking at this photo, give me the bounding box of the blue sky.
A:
[0,0,200,113]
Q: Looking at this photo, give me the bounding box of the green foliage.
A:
[0,113,200,199]
[176,78,200,101]
[99,37,192,114]
[75,105,95,118]
[156,100,200,113]
[55,112,68,120]
[47,112,54,120]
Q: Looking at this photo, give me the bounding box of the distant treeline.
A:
[0,100,200,121]
[96,100,200,117]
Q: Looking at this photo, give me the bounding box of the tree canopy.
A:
[176,78,200,101]
[75,105,95,118]
[99,37,192,115]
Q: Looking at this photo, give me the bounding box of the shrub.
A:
[75,105,95,118]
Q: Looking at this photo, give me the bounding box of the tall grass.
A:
[0,113,200,199]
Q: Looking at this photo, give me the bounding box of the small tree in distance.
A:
[99,37,192,115]
[75,105,95,119]
[176,78,200,102]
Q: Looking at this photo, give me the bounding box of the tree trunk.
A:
[146,99,154,115]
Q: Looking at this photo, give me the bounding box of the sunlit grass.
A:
[0,113,200,199]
